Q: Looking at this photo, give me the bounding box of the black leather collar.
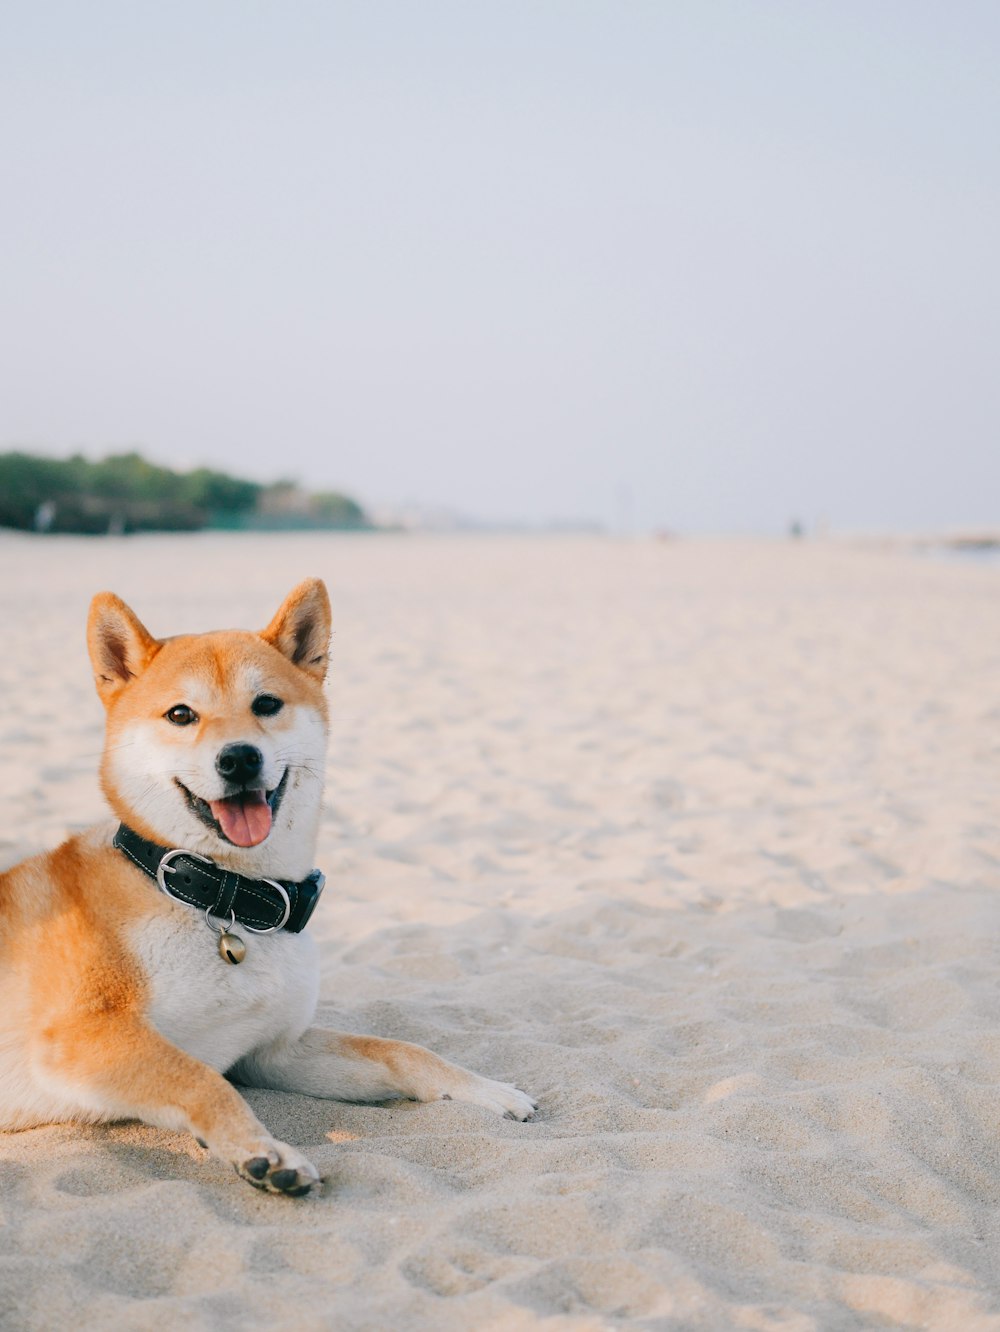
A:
[113,823,325,935]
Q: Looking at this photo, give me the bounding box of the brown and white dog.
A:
[0,580,535,1195]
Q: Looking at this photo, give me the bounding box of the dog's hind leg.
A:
[233,1027,538,1120]
[32,1015,321,1195]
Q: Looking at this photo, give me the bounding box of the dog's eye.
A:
[165,704,198,726]
[252,694,284,718]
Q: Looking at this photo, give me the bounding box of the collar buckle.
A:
[156,846,213,899]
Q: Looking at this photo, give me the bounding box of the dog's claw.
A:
[450,1077,537,1120]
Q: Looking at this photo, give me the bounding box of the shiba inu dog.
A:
[0,579,536,1196]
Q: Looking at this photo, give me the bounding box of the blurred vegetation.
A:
[0,451,370,534]
[308,490,367,525]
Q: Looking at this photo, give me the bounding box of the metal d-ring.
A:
[205,904,236,935]
[241,878,291,934]
[156,847,213,899]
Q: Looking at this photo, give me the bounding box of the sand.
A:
[2,531,1000,1331]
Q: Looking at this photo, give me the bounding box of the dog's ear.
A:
[87,593,160,704]
[260,578,331,681]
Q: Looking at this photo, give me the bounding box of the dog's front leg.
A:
[233,1027,538,1120]
[34,1015,320,1195]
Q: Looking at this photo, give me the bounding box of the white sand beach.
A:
[2,531,1000,1331]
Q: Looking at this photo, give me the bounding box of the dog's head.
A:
[87,579,331,879]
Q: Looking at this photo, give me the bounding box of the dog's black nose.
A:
[216,743,264,786]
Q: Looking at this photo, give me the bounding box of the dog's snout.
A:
[216,743,264,786]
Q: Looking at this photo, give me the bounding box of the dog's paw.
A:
[446,1077,538,1121]
[235,1139,321,1196]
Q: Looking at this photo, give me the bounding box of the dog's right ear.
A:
[87,593,160,705]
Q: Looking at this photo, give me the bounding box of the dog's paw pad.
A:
[271,1168,301,1191]
[236,1141,320,1197]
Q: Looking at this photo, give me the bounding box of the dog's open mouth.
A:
[175,769,289,848]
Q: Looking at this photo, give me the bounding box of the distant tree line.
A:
[0,451,370,534]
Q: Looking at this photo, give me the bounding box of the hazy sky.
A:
[2,2,998,532]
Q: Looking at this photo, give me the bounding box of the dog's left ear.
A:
[87,593,161,705]
[260,578,331,681]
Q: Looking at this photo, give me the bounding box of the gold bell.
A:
[218,931,247,965]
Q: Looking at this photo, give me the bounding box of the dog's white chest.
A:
[129,907,320,1072]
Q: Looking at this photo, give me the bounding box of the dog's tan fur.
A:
[0,580,534,1195]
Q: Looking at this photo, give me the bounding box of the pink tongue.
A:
[208,790,273,847]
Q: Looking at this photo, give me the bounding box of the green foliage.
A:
[184,467,261,513]
[0,450,361,535]
[310,491,367,526]
[82,452,183,502]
